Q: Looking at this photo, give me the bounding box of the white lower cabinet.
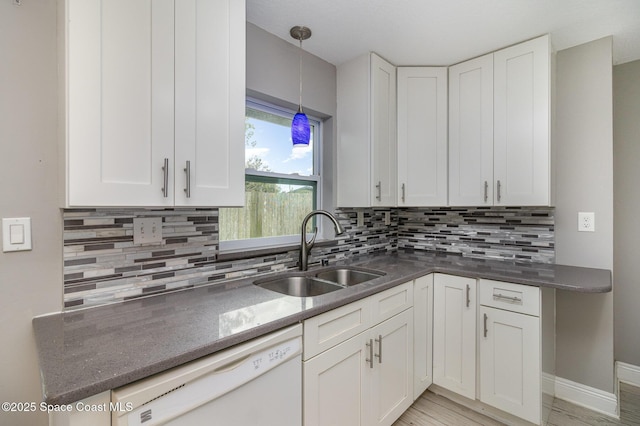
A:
[413,274,433,399]
[303,283,413,426]
[479,279,541,424]
[433,274,477,400]
[479,306,541,424]
[432,275,545,424]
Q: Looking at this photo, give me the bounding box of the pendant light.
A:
[290,26,312,147]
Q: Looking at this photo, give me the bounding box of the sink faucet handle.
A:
[305,226,318,250]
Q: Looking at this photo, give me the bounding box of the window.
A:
[219,99,321,251]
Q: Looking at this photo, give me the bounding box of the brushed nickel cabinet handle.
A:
[493,293,522,304]
[497,180,502,202]
[466,284,470,308]
[484,181,488,202]
[484,313,488,338]
[161,158,169,198]
[375,334,382,364]
[401,183,406,203]
[366,339,374,368]
[184,160,191,198]
[376,181,382,201]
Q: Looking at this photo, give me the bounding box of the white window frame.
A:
[219,98,322,253]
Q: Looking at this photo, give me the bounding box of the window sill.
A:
[217,239,339,263]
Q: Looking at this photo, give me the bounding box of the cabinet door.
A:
[371,54,397,207]
[397,68,448,206]
[413,275,433,400]
[480,306,541,424]
[336,54,372,208]
[433,274,477,400]
[369,309,413,426]
[66,0,174,207]
[494,35,550,206]
[303,333,369,426]
[448,54,494,206]
[174,0,245,207]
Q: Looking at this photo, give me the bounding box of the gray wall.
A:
[555,37,615,393]
[0,1,61,425]
[613,59,640,367]
[246,23,337,213]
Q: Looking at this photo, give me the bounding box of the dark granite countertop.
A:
[33,251,611,405]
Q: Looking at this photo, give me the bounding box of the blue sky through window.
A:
[245,114,314,176]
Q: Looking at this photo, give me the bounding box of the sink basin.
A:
[314,268,384,286]
[254,276,343,297]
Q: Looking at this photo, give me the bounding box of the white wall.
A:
[613,59,640,367]
[0,1,62,425]
[554,37,615,393]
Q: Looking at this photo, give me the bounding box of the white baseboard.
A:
[554,376,618,419]
[617,361,640,387]
[542,372,555,396]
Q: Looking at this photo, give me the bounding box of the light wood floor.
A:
[394,383,640,426]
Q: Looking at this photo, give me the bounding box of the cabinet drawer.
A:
[304,299,371,360]
[370,282,413,325]
[479,279,540,317]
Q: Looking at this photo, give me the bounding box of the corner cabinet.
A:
[337,53,397,207]
[303,283,413,426]
[397,68,448,207]
[61,0,245,207]
[449,35,551,206]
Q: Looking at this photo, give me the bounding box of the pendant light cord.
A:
[298,38,303,113]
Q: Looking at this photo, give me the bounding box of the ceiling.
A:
[246,0,640,67]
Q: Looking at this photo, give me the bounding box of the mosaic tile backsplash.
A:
[63,206,553,311]
[398,207,555,263]
[63,208,396,310]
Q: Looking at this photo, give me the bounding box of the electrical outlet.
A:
[356,211,364,227]
[578,212,595,232]
[133,217,163,244]
[384,211,391,226]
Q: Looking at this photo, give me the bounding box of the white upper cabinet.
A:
[63,0,245,207]
[371,55,398,207]
[448,54,494,206]
[337,53,397,207]
[449,35,551,206]
[494,35,551,206]
[174,0,245,207]
[397,67,448,206]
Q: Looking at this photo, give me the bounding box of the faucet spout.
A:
[299,210,345,271]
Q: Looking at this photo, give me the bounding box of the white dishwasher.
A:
[111,324,302,426]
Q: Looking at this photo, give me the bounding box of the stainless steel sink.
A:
[314,268,384,286]
[254,276,344,297]
[254,267,385,297]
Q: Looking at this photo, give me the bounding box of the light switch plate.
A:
[2,217,32,252]
[356,211,364,227]
[133,217,163,245]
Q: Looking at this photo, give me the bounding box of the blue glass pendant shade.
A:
[292,110,310,146]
